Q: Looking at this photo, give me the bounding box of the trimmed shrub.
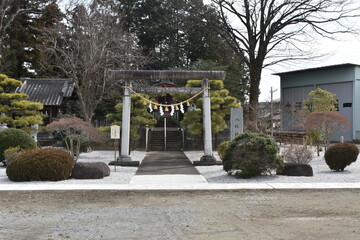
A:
[324,143,359,171]
[0,128,37,163]
[217,141,230,160]
[223,132,284,178]
[282,145,313,164]
[6,148,74,182]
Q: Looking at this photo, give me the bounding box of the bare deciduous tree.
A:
[212,0,360,129]
[41,0,145,122]
[304,111,351,149]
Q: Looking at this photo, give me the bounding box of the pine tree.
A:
[180,79,240,135]
[304,88,338,114]
[1,0,62,78]
[0,74,43,130]
[117,0,245,70]
[117,0,250,103]
[105,94,157,140]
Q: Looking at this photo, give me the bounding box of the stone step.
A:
[149,129,182,151]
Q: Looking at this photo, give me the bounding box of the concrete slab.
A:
[2,182,360,191]
[267,182,360,189]
[136,151,200,175]
[130,174,207,184]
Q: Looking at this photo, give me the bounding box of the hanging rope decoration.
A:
[123,86,209,115]
[159,106,164,116]
[148,103,153,113]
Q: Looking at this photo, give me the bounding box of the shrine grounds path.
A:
[1,189,360,240]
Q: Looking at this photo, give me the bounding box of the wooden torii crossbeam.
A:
[107,70,225,81]
[107,70,225,164]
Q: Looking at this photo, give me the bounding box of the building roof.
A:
[17,78,75,106]
[273,63,360,76]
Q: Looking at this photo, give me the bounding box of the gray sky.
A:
[261,34,360,101]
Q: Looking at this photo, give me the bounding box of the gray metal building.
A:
[275,63,360,141]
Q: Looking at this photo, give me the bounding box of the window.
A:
[343,103,352,108]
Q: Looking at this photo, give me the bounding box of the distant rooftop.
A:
[273,63,360,76]
[17,78,75,106]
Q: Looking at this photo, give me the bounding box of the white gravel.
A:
[1,146,360,185]
[189,149,360,183]
[0,150,146,185]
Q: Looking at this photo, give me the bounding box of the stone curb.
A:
[1,182,360,191]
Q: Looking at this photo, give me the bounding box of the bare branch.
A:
[211,0,360,128]
[40,0,146,121]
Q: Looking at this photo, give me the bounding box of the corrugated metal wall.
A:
[281,82,353,141]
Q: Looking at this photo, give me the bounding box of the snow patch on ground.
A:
[1,146,360,185]
[186,147,360,184]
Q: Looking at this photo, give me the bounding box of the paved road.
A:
[136,151,199,175]
[1,189,360,240]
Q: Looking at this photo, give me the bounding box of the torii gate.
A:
[107,70,225,164]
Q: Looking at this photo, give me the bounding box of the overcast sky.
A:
[260,33,360,102]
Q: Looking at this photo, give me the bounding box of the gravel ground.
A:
[1,146,360,185]
[2,148,360,240]
[1,190,360,240]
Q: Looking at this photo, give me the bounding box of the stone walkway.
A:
[136,151,199,175]
[132,151,207,184]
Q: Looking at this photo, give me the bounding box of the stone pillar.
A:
[120,80,132,162]
[30,124,39,142]
[230,108,243,141]
[200,78,216,162]
[0,113,7,129]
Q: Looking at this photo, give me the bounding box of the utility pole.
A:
[270,87,278,137]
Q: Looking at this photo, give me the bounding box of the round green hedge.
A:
[6,148,74,182]
[0,128,37,162]
[324,143,359,171]
[217,141,230,160]
[222,132,283,178]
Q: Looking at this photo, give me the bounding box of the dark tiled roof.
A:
[17,78,75,106]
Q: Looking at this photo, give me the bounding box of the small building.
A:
[17,78,76,125]
[275,63,360,142]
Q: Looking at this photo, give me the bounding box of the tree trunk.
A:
[76,87,92,123]
[247,62,262,131]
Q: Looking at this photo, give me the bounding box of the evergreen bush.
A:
[324,143,359,171]
[217,141,230,160]
[222,132,283,178]
[0,128,37,163]
[6,148,74,182]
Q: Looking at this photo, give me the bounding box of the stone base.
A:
[193,155,222,166]
[118,156,132,162]
[200,155,216,162]
[277,163,313,177]
[108,161,140,167]
[193,160,222,166]
[72,162,110,179]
